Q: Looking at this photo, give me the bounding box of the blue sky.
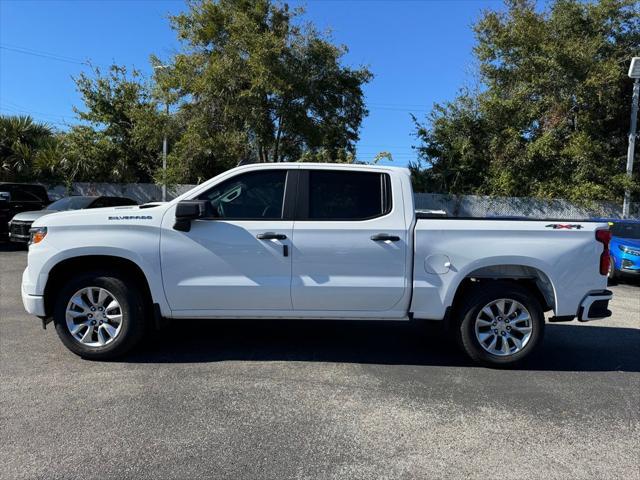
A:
[0,0,505,166]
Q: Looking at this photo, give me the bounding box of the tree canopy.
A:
[412,0,640,202]
[2,0,638,203]
[156,0,372,182]
[0,115,56,181]
[1,0,371,186]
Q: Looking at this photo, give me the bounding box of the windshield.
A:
[611,222,640,240]
[47,197,95,211]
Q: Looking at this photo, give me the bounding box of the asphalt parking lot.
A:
[1,246,639,480]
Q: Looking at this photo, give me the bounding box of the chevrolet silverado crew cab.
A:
[21,163,613,366]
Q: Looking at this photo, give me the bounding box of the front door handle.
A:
[371,233,400,242]
[257,232,287,240]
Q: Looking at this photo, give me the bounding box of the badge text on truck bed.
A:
[545,224,584,229]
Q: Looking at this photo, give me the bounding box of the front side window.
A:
[308,170,391,220]
[198,170,287,220]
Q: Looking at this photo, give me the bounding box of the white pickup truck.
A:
[21,163,613,366]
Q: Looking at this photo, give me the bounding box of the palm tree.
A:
[0,115,54,181]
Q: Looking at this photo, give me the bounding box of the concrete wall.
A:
[414,192,640,220]
[49,183,197,204]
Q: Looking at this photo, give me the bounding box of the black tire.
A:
[455,281,545,368]
[53,270,148,360]
[608,256,619,284]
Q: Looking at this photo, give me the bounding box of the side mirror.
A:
[174,200,212,232]
[0,191,10,203]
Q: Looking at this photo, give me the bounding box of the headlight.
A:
[619,244,640,256]
[29,226,47,245]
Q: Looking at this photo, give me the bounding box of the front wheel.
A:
[455,282,545,368]
[53,271,148,360]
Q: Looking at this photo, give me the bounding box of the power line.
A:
[358,143,417,148]
[368,105,430,113]
[0,106,74,127]
[369,102,431,108]
[0,44,90,66]
[1,101,72,120]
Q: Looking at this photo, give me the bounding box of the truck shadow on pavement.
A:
[0,242,27,252]
[125,319,640,373]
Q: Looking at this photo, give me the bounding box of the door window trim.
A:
[294,169,393,221]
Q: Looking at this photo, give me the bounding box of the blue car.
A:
[609,220,640,281]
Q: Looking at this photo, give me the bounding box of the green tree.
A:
[0,115,56,181]
[157,0,372,183]
[71,65,167,183]
[413,0,640,202]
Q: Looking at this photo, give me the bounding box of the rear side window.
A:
[8,186,45,202]
[113,197,137,206]
[91,197,136,208]
[307,171,391,220]
[90,198,109,208]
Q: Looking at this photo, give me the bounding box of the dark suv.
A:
[0,183,50,241]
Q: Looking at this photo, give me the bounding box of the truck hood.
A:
[11,210,57,223]
[31,204,169,228]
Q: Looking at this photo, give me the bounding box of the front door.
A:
[160,169,294,314]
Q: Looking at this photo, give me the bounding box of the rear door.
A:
[291,169,408,313]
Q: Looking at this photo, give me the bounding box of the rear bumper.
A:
[577,290,613,322]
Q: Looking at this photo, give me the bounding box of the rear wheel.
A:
[455,282,545,367]
[53,271,148,359]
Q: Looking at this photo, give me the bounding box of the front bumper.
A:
[22,286,45,316]
[619,257,640,275]
[8,221,32,244]
[616,248,640,274]
[577,290,613,322]
[21,268,46,316]
[9,233,29,243]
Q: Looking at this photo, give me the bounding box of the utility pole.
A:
[623,58,640,219]
[162,101,168,202]
[154,64,170,202]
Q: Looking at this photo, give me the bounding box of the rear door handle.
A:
[257,232,287,240]
[371,233,400,242]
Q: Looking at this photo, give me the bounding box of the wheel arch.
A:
[448,260,558,316]
[43,255,155,317]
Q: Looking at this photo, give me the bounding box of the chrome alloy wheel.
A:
[474,298,532,356]
[65,287,123,347]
